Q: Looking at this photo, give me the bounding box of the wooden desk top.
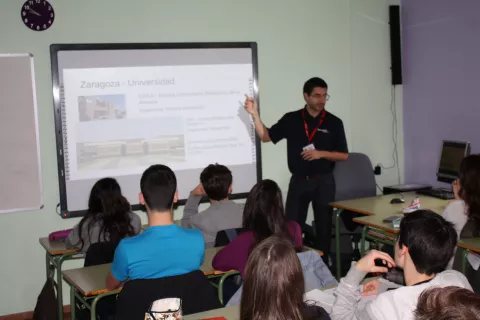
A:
[184,305,239,320]
[353,215,400,234]
[457,238,480,253]
[63,263,114,296]
[330,193,448,216]
[345,193,448,235]
[62,246,226,296]
[39,237,79,256]
[201,246,223,275]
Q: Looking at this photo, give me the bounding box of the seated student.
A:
[331,210,472,320]
[181,164,244,248]
[66,177,141,254]
[212,179,302,277]
[441,154,480,236]
[106,165,204,290]
[441,155,480,279]
[241,235,330,320]
[414,286,480,320]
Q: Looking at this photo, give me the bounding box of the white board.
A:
[0,54,43,213]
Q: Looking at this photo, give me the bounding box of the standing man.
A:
[244,77,348,261]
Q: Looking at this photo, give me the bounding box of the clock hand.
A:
[29,9,42,16]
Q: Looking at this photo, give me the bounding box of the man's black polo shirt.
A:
[268,107,348,176]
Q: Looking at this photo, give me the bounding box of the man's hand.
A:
[355,249,395,274]
[192,184,206,196]
[301,149,325,161]
[453,179,462,200]
[244,94,259,117]
[361,279,381,297]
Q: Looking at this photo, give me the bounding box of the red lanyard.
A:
[302,109,326,143]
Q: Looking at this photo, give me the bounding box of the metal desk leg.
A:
[90,296,100,320]
[335,208,344,280]
[56,258,64,320]
[217,271,240,305]
[70,286,76,320]
[360,226,369,256]
[46,251,51,279]
[90,291,119,320]
[56,253,78,320]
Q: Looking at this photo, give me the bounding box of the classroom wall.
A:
[0,0,401,315]
[402,0,480,186]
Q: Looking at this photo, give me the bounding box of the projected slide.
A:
[52,44,260,215]
[63,64,254,181]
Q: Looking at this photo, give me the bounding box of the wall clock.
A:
[21,0,55,31]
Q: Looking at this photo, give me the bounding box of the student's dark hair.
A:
[303,77,328,95]
[140,164,177,212]
[200,163,232,201]
[398,210,457,275]
[242,179,292,248]
[241,236,330,320]
[76,178,134,250]
[458,154,480,234]
[415,286,480,320]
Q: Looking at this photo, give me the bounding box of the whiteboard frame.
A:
[0,53,44,214]
[50,42,262,218]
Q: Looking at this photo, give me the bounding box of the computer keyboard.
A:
[416,188,455,200]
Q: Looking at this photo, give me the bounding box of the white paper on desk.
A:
[304,279,402,314]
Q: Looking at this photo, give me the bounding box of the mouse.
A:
[390,198,405,204]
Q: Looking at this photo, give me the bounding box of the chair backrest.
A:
[84,242,117,267]
[333,152,376,201]
[115,270,222,320]
[214,227,246,247]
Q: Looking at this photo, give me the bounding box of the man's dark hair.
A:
[140,164,177,212]
[398,210,457,275]
[200,164,232,201]
[303,77,328,95]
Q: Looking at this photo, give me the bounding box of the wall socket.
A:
[374,165,382,175]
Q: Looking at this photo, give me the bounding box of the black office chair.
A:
[115,270,222,320]
[330,153,377,276]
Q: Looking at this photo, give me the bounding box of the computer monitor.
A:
[436,140,471,184]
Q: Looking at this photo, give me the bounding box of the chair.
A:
[331,152,376,275]
[84,242,118,267]
[453,221,480,293]
[115,270,222,320]
[213,228,246,304]
[214,228,246,247]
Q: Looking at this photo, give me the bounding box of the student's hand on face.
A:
[361,279,381,296]
[453,179,462,200]
[355,250,396,274]
[192,184,206,196]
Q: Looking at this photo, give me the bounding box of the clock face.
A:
[21,0,55,31]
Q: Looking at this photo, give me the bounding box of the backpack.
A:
[32,276,59,320]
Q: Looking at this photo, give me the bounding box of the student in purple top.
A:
[212,179,303,277]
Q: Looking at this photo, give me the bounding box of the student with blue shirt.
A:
[106,164,205,290]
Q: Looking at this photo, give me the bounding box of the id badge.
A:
[303,143,315,151]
